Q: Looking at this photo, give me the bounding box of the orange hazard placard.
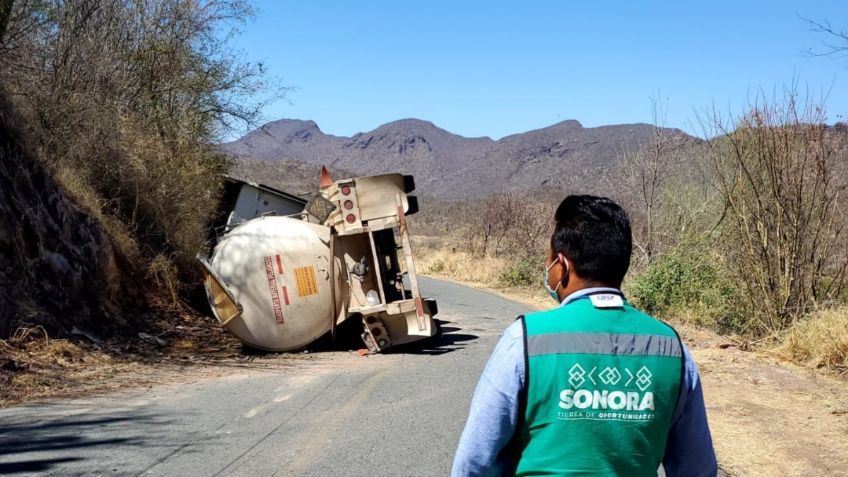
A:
[294,266,319,297]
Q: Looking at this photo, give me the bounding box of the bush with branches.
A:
[699,93,848,334]
[0,0,279,300]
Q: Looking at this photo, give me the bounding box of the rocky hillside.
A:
[222,118,696,199]
[0,97,130,337]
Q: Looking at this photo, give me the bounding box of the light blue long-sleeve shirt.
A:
[451,288,717,477]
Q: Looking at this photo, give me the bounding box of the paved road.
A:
[0,278,724,476]
[0,278,529,476]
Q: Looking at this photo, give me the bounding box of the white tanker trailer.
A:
[198,168,438,352]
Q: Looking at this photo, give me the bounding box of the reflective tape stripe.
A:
[527,332,682,358]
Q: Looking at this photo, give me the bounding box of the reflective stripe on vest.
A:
[527,332,682,358]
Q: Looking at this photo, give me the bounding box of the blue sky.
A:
[230,1,848,139]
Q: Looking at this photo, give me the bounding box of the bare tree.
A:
[476,193,520,255]
[700,91,848,333]
[466,192,556,259]
[803,17,848,60]
[619,97,691,266]
[507,198,555,257]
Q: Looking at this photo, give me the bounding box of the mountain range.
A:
[222,118,695,199]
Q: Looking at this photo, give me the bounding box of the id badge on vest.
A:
[589,293,624,308]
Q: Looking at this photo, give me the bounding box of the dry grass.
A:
[52,165,142,264]
[0,328,144,406]
[414,240,552,311]
[415,240,508,287]
[0,332,293,407]
[0,303,305,407]
[774,307,848,371]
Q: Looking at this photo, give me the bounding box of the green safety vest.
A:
[512,293,684,476]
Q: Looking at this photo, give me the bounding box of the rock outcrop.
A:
[0,94,129,337]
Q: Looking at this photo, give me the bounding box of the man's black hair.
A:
[551,195,632,286]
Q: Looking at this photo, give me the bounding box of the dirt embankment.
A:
[0,93,264,406]
[0,95,133,339]
[0,91,131,401]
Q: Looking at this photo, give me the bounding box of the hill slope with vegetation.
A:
[0,0,277,321]
[0,0,276,400]
[0,94,130,338]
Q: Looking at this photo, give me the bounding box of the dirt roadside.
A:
[0,304,311,407]
[457,278,848,477]
[690,326,848,476]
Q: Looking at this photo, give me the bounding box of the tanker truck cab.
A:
[205,175,308,244]
[199,169,438,353]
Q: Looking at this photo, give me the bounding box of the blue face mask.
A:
[544,258,562,302]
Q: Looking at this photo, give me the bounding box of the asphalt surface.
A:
[0,278,724,476]
[0,278,529,476]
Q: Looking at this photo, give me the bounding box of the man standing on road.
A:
[451,195,717,476]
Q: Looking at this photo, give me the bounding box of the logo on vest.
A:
[557,363,656,422]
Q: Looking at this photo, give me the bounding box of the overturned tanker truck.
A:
[198,167,438,353]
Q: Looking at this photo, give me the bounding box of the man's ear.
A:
[558,253,570,276]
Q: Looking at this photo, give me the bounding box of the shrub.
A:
[628,243,744,333]
[498,254,542,288]
[426,258,446,274]
[701,94,848,332]
[0,0,277,298]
